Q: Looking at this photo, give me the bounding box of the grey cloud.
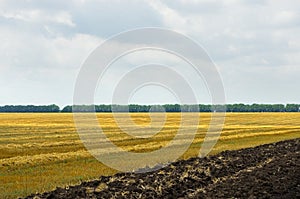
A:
[0,0,299,106]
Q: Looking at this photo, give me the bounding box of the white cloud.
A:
[148,0,300,103]
[0,9,75,27]
[272,10,298,25]
[52,11,76,27]
[49,33,102,66]
[148,1,205,34]
[0,22,102,106]
[0,0,299,105]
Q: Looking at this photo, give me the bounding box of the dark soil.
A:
[24,138,300,199]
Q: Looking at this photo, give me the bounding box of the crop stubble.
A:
[0,113,299,198]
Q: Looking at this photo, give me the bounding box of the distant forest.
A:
[0,104,299,112]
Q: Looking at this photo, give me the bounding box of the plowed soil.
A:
[24,138,300,199]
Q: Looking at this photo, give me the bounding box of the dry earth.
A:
[24,138,300,199]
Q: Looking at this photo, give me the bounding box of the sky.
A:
[0,0,299,107]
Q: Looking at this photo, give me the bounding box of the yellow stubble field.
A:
[0,113,299,198]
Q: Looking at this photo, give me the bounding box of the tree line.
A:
[0,104,60,112]
[0,104,299,112]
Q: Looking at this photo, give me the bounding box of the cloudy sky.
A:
[0,0,299,107]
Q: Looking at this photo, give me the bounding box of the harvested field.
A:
[0,113,300,198]
[24,138,300,199]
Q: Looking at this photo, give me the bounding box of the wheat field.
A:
[0,113,299,198]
